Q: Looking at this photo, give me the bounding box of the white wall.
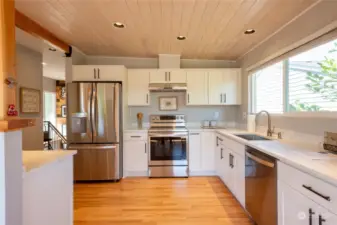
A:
[16,44,44,150]
[238,0,337,136]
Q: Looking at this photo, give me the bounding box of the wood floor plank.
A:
[74,177,253,225]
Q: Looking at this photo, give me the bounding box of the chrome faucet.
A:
[255,110,273,137]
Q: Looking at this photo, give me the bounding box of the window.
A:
[251,62,283,113]
[288,40,337,112]
[250,38,337,114]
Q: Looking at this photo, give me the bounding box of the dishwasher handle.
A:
[246,152,275,168]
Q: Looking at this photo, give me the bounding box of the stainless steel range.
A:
[148,115,188,177]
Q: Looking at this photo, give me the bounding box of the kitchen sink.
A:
[234,134,271,141]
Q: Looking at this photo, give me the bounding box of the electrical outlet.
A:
[213,111,220,120]
[242,112,247,120]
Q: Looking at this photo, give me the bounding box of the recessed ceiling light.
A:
[113,22,125,28]
[244,29,256,34]
[177,36,186,40]
[49,47,56,52]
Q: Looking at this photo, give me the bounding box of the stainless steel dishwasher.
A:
[245,146,277,225]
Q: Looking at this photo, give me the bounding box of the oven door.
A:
[149,135,188,166]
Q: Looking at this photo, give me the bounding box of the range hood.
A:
[149,83,187,92]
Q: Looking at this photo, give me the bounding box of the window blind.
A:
[253,62,283,113]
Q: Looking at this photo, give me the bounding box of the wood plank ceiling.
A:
[15,0,318,60]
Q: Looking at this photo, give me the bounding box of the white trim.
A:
[283,112,337,119]
[237,0,323,61]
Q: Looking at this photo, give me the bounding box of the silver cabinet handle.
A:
[130,136,141,138]
[98,68,100,79]
[220,148,223,159]
[146,94,149,103]
[165,72,167,81]
[94,68,96,79]
[224,93,226,103]
[220,94,222,103]
[169,72,171,81]
[189,133,199,135]
[188,94,190,103]
[145,143,147,153]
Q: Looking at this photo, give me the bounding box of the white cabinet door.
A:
[317,208,337,225]
[208,69,241,105]
[124,141,148,173]
[234,152,245,207]
[127,70,150,106]
[188,132,202,172]
[222,69,241,105]
[278,180,319,225]
[168,70,186,83]
[186,71,208,105]
[222,147,231,185]
[201,131,215,172]
[226,149,236,193]
[72,65,97,81]
[149,70,167,83]
[73,65,125,81]
[208,70,223,105]
[97,66,125,81]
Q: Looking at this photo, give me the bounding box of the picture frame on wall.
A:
[159,97,178,111]
[20,87,41,114]
[61,105,67,117]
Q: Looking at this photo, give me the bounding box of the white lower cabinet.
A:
[123,134,148,177]
[233,152,245,206]
[201,131,215,173]
[188,132,202,173]
[278,180,322,225]
[278,162,337,225]
[188,130,215,175]
[214,134,245,207]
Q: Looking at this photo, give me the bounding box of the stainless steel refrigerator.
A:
[67,82,122,181]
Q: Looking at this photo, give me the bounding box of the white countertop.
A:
[22,150,77,172]
[215,129,337,187]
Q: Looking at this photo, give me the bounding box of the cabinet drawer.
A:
[124,132,147,141]
[278,161,337,214]
[223,137,245,157]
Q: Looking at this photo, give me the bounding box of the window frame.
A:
[250,59,337,118]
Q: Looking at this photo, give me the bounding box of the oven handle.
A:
[246,152,275,168]
[148,133,188,138]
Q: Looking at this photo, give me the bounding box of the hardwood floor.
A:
[74,177,253,225]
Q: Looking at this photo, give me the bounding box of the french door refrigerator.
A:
[67,82,122,181]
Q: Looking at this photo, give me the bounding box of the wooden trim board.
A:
[15,10,71,54]
[0,118,35,132]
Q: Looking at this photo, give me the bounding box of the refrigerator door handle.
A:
[89,83,94,141]
[92,83,97,138]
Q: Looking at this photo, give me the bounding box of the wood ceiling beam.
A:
[0,0,35,131]
[15,9,72,55]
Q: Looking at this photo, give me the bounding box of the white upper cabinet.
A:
[186,71,208,105]
[149,70,166,83]
[168,70,186,83]
[127,70,150,106]
[72,65,126,81]
[149,70,186,83]
[208,69,241,105]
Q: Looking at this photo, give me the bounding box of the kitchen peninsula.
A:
[22,150,77,225]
